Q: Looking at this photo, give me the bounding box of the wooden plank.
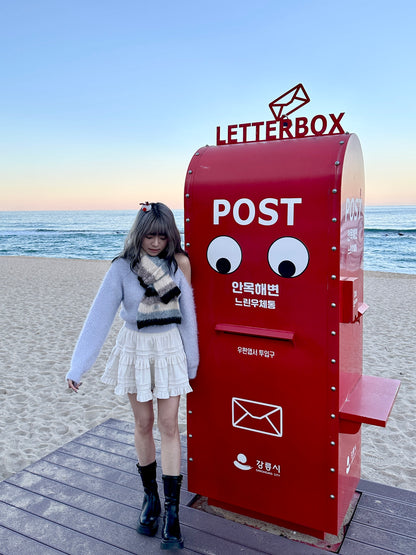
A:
[58,439,190,480]
[341,479,416,554]
[358,479,416,505]
[18,457,194,508]
[95,419,188,447]
[0,501,130,555]
[71,433,138,458]
[85,426,189,462]
[357,492,416,523]
[353,505,416,539]
[42,449,186,490]
[0,482,146,553]
[19,460,139,507]
[87,424,138,444]
[58,440,138,471]
[72,431,191,472]
[5,471,139,524]
[0,532,65,555]
[95,418,189,450]
[340,538,396,554]
[43,450,140,484]
[344,521,416,554]
[103,418,135,431]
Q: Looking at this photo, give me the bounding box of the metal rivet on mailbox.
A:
[185,193,190,198]
[331,275,336,280]
[189,458,193,462]
[332,217,337,222]
[331,441,336,446]
[331,386,336,391]
[331,331,336,335]
[331,359,336,364]
[331,246,337,251]
[340,140,345,144]
[330,468,336,472]
[188,410,192,414]
[189,434,193,438]
[188,170,193,174]
[330,494,336,499]
[332,189,338,193]
[331,303,336,307]
[335,161,340,166]
[186,218,190,222]
[186,243,190,247]
[331,414,336,419]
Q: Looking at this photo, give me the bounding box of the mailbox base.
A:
[207,497,328,539]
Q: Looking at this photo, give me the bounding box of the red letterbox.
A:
[184,134,400,538]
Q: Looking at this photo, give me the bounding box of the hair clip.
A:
[140,202,152,213]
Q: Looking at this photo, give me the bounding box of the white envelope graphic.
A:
[269,83,310,121]
[232,397,283,437]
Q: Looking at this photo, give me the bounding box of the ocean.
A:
[0,206,415,274]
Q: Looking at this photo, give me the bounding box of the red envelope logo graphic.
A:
[232,397,283,437]
[269,84,310,121]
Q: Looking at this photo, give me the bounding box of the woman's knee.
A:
[158,414,179,439]
[129,396,154,435]
[135,414,154,436]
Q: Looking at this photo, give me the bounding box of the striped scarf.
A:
[136,252,182,329]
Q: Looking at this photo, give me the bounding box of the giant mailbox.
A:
[184,133,400,538]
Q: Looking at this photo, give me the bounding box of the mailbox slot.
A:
[215,323,295,341]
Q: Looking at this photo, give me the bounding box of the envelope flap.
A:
[293,91,307,102]
[233,398,280,419]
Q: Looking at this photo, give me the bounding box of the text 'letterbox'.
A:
[184,134,400,538]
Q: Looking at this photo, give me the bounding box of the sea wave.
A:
[365,227,416,234]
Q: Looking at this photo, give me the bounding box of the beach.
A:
[0,256,415,492]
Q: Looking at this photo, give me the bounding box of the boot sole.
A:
[160,538,184,550]
[137,521,159,537]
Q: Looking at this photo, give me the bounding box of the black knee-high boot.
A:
[136,461,161,536]
[161,474,184,550]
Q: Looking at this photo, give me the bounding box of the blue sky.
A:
[1,0,415,210]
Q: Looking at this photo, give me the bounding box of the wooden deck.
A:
[0,419,415,554]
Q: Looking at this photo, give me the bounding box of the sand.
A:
[0,257,415,493]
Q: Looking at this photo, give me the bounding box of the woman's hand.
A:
[67,379,82,392]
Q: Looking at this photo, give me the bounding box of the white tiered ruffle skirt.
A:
[101,325,192,402]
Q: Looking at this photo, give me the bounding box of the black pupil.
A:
[278,260,296,278]
[216,258,231,274]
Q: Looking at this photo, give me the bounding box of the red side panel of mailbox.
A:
[338,135,365,527]
[184,134,365,537]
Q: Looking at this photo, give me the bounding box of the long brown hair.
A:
[115,202,187,272]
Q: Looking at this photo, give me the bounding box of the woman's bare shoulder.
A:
[175,253,191,283]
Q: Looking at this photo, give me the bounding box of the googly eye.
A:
[268,237,309,278]
[207,236,242,274]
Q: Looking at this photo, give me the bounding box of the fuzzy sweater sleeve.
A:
[66,260,126,384]
[177,271,199,379]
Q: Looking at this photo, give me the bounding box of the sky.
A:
[0,0,415,211]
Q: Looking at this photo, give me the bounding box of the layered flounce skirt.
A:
[101,325,192,402]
